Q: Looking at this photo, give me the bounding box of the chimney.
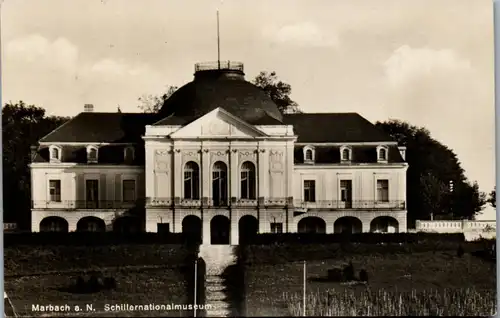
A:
[84,104,94,112]
[398,146,406,161]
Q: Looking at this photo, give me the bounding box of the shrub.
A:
[103,277,116,290]
[457,245,464,258]
[245,232,465,246]
[342,261,355,281]
[359,269,368,282]
[74,276,86,292]
[88,274,103,292]
[327,268,343,282]
[4,232,191,246]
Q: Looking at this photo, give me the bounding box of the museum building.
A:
[30,61,408,245]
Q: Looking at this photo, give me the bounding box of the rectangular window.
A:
[122,179,136,203]
[271,222,283,233]
[303,180,316,202]
[86,179,99,208]
[340,180,352,202]
[184,171,192,199]
[377,179,389,202]
[241,171,248,199]
[49,180,61,202]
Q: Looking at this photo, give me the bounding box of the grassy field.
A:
[242,245,496,316]
[5,245,197,317]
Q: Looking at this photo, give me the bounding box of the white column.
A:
[145,145,155,199]
[202,216,211,244]
[259,210,269,233]
[286,142,294,199]
[230,149,238,199]
[173,150,182,200]
[258,147,267,199]
[202,150,210,201]
[230,219,239,245]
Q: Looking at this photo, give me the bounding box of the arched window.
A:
[51,148,60,160]
[342,148,350,161]
[241,161,256,199]
[212,161,228,206]
[87,146,98,163]
[305,149,313,161]
[184,161,200,200]
[124,147,135,163]
[378,148,387,161]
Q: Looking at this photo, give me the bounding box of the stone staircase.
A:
[199,244,237,317]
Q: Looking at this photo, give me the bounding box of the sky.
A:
[1,0,496,219]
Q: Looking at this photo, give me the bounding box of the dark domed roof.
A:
[157,62,283,123]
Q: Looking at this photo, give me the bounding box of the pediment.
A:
[169,108,268,138]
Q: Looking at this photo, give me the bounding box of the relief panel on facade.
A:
[269,150,284,172]
[207,120,231,136]
[154,150,171,173]
[238,150,256,164]
[154,150,171,198]
[182,150,201,165]
[269,150,285,198]
[210,150,229,165]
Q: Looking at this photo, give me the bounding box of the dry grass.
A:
[5,269,189,317]
[244,251,496,316]
[4,245,195,317]
[5,245,191,276]
[284,288,496,316]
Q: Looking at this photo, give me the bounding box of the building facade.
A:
[30,61,408,245]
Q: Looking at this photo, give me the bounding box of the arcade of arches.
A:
[38,215,143,233]
[38,214,400,241]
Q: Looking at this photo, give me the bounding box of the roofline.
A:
[38,113,81,143]
[29,163,145,169]
[284,112,359,116]
[143,136,298,142]
[295,163,409,169]
[215,107,271,137]
[294,141,398,146]
[166,107,271,138]
[151,114,178,126]
[38,142,138,146]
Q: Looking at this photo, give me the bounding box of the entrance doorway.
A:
[210,215,230,245]
[182,215,202,244]
[239,215,258,244]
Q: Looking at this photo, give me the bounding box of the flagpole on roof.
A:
[217,10,221,69]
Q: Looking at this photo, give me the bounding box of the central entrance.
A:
[210,215,230,245]
[182,215,202,244]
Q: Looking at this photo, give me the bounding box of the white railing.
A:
[4,223,17,231]
[416,220,496,233]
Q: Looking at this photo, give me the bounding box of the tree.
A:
[419,172,448,220]
[453,181,487,219]
[376,119,486,226]
[488,187,496,208]
[252,71,302,114]
[138,86,178,113]
[3,101,70,229]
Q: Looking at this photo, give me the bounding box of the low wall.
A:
[416,220,496,240]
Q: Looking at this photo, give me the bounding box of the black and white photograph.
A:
[2,0,497,316]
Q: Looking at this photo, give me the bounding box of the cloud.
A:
[384,45,472,86]
[3,34,172,114]
[5,34,79,73]
[263,22,339,48]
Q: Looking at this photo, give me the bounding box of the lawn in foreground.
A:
[5,244,192,276]
[244,251,496,316]
[5,244,196,317]
[5,268,190,317]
